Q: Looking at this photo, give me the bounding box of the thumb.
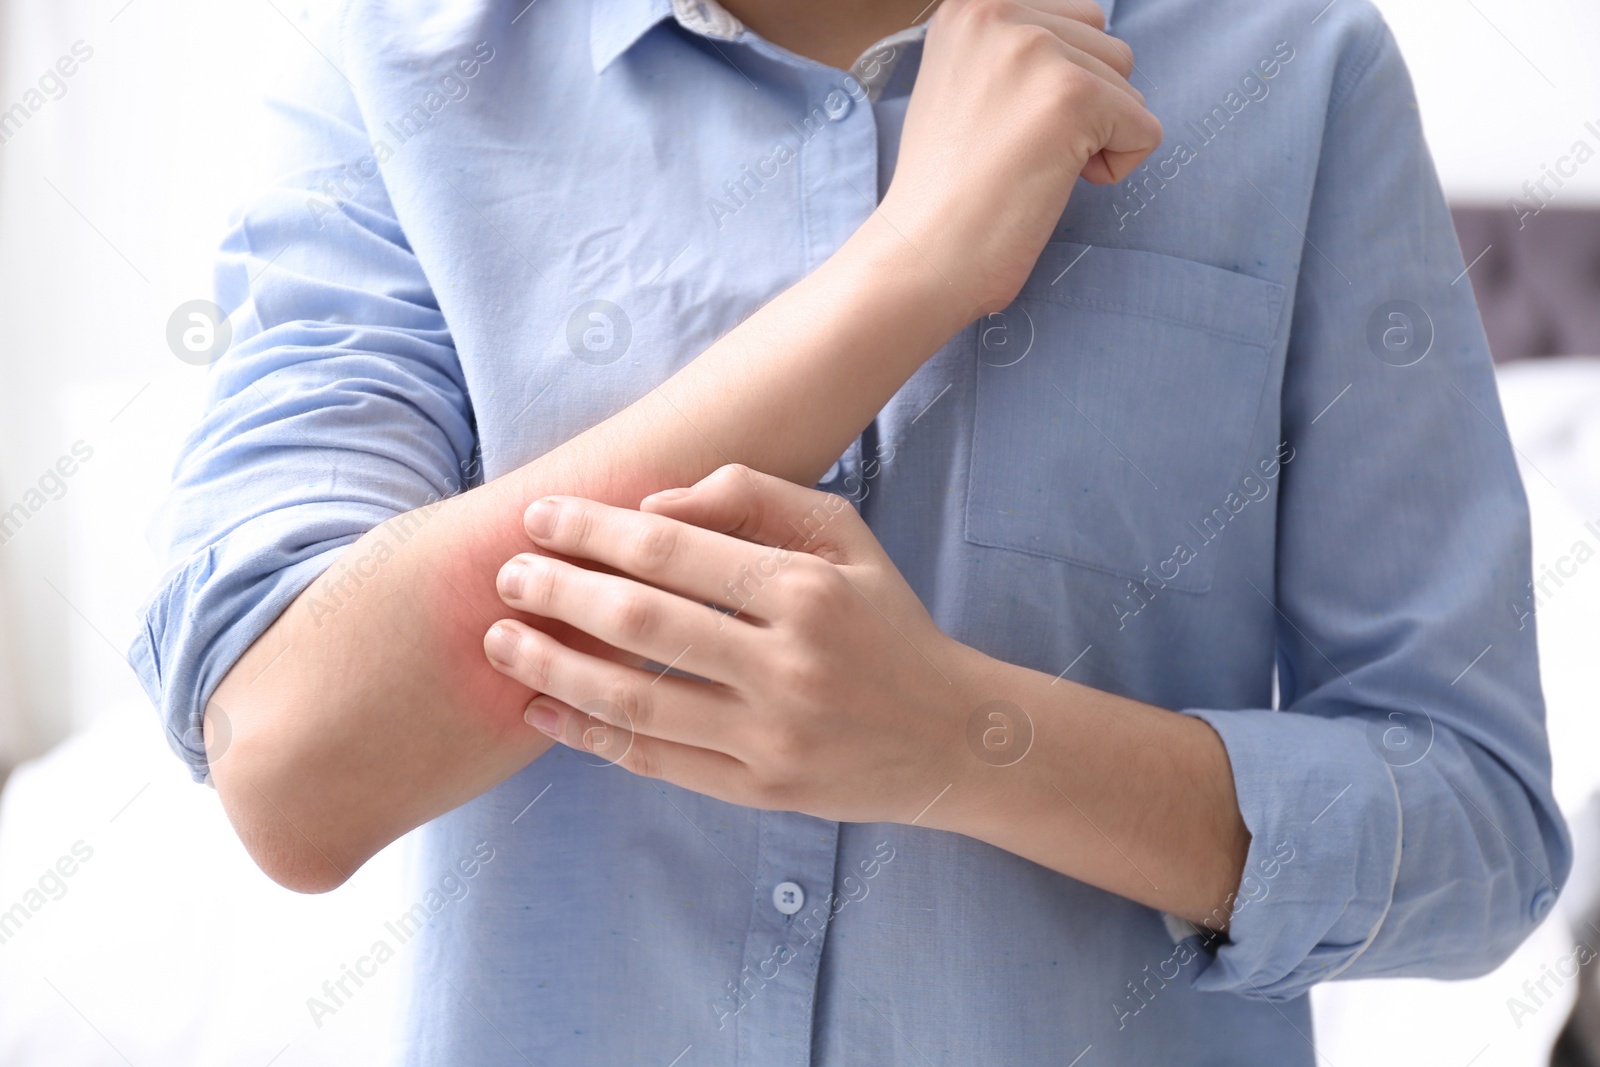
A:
[639,464,874,565]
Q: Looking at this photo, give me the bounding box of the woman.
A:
[133,0,1568,1062]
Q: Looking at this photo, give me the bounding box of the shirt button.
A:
[1531,887,1557,922]
[772,881,805,915]
[823,89,853,122]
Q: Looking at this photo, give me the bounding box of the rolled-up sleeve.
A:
[1179,15,1570,999]
[129,7,476,782]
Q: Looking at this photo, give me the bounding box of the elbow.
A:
[218,783,357,894]
[1486,778,1574,971]
[244,834,354,895]
[1432,728,1575,979]
[1436,784,1571,980]
[207,716,357,895]
[224,796,357,894]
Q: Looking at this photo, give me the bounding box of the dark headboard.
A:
[1451,205,1600,362]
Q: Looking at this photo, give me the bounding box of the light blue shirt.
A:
[131,0,1571,1062]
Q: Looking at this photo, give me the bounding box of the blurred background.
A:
[0,0,1597,1063]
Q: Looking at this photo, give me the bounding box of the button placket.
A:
[731,811,841,1067]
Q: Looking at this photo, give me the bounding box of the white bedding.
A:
[0,709,414,1066]
[2,358,1598,1066]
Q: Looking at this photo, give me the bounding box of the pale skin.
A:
[206,0,1249,928]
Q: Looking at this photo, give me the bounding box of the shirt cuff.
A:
[1179,707,1403,1001]
[129,512,361,783]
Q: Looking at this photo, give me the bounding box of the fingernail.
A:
[525,699,562,737]
[485,623,519,668]
[643,487,691,507]
[497,560,527,600]
[525,498,559,539]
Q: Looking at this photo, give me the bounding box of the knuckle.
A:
[561,502,598,551]
[779,560,842,618]
[525,558,561,611]
[604,589,658,641]
[707,463,758,500]
[959,0,1016,26]
[629,521,680,574]
[746,762,800,810]
[1010,22,1058,59]
[769,647,826,696]
[1053,63,1100,107]
[619,739,660,780]
[765,720,812,765]
[522,632,557,683]
[604,676,650,733]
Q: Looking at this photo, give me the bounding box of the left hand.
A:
[483,464,990,824]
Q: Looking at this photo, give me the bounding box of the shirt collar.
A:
[591,0,729,74]
[591,0,1118,76]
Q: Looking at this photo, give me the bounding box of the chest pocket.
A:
[965,242,1286,593]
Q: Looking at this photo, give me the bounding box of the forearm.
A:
[932,649,1251,929]
[510,217,970,499]
[209,216,970,890]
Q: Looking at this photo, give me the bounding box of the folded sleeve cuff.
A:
[1179,707,1403,1001]
[128,504,376,784]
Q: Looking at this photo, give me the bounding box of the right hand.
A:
[880,0,1163,317]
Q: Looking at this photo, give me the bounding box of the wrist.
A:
[912,643,1041,837]
[837,204,985,336]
